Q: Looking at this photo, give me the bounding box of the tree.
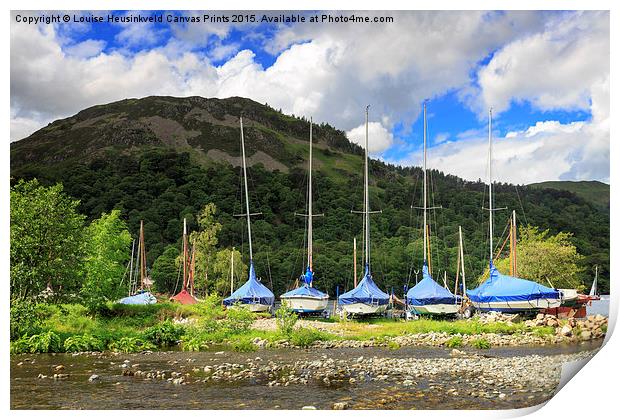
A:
[151,245,181,294]
[189,203,222,294]
[10,179,85,301]
[491,225,584,289]
[209,248,247,296]
[81,210,132,310]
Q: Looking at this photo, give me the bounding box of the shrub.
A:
[181,335,209,352]
[63,334,104,352]
[27,331,63,353]
[290,328,326,348]
[143,320,185,346]
[387,341,401,350]
[470,338,491,349]
[275,302,297,337]
[10,336,31,354]
[445,336,463,348]
[108,337,155,353]
[10,300,42,340]
[231,337,258,352]
[223,305,255,334]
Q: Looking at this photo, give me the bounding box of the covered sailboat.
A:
[223,116,275,312]
[338,106,389,315]
[408,264,461,314]
[406,102,460,315]
[468,262,561,312]
[171,218,198,305]
[119,220,156,305]
[280,118,329,313]
[468,109,560,313]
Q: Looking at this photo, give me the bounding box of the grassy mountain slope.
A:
[529,181,609,211]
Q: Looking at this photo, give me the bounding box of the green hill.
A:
[10,96,610,295]
[530,181,609,211]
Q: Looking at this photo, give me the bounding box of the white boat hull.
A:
[240,303,272,313]
[281,296,328,313]
[340,303,388,315]
[410,303,460,315]
[472,299,562,313]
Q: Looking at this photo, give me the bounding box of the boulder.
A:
[560,325,572,337]
[333,402,349,410]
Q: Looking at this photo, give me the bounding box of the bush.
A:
[470,338,491,349]
[142,320,185,346]
[290,328,327,348]
[108,337,155,353]
[10,336,31,354]
[231,337,258,352]
[10,300,42,340]
[181,334,209,352]
[223,305,255,334]
[27,331,63,353]
[275,302,297,337]
[445,336,463,348]
[63,334,105,352]
[387,341,401,350]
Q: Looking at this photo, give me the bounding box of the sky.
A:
[10,10,610,184]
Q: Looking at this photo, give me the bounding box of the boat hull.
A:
[410,303,460,315]
[281,296,329,313]
[239,303,272,313]
[340,303,387,315]
[472,298,562,313]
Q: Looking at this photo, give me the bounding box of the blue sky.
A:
[10,10,609,183]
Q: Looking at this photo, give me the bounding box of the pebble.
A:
[88,374,100,382]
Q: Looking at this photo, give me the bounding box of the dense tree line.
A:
[11,148,610,298]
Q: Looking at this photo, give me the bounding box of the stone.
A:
[302,406,317,410]
[333,402,349,410]
[560,325,572,337]
[88,374,100,382]
[54,365,65,371]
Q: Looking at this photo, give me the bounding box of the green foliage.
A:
[189,203,222,295]
[290,327,328,347]
[490,225,584,289]
[150,245,180,295]
[11,336,31,354]
[445,336,464,348]
[210,248,247,297]
[63,334,104,352]
[10,179,85,301]
[531,326,555,338]
[27,331,63,353]
[470,338,491,349]
[108,336,155,353]
[275,301,298,337]
[387,341,401,350]
[142,320,185,346]
[81,210,132,311]
[10,299,42,340]
[231,337,258,352]
[180,333,210,351]
[223,305,255,334]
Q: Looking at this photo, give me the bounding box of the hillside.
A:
[529,181,609,211]
[10,96,610,295]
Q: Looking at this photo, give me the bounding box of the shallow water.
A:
[11,340,602,410]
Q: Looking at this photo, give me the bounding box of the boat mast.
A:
[308,118,313,274]
[488,108,493,265]
[183,218,188,290]
[423,102,428,271]
[364,105,370,271]
[590,265,598,296]
[139,220,147,290]
[459,226,466,297]
[128,239,135,295]
[230,247,235,295]
[189,241,196,295]
[512,210,517,276]
[353,237,357,287]
[240,116,254,263]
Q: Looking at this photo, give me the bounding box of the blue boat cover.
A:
[467,262,560,303]
[118,290,157,305]
[281,268,328,299]
[223,261,275,307]
[407,263,460,306]
[338,265,390,306]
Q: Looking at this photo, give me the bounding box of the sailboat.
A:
[119,220,157,305]
[338,106,390,315]
[280,118,329,313]
[406,102,461,315]
[223,116,275,312]
[589,266,601,300]
[170,218,198,305]
[467,109,561,313]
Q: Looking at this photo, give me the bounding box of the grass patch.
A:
[290,328,329,348]
[470,338,491,349]
[445,336,464,348]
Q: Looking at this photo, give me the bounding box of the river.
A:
[11,340,603,410]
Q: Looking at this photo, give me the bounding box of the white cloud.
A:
[346,122,394,154]
[474,11,609,116]
[64,39,106,58]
